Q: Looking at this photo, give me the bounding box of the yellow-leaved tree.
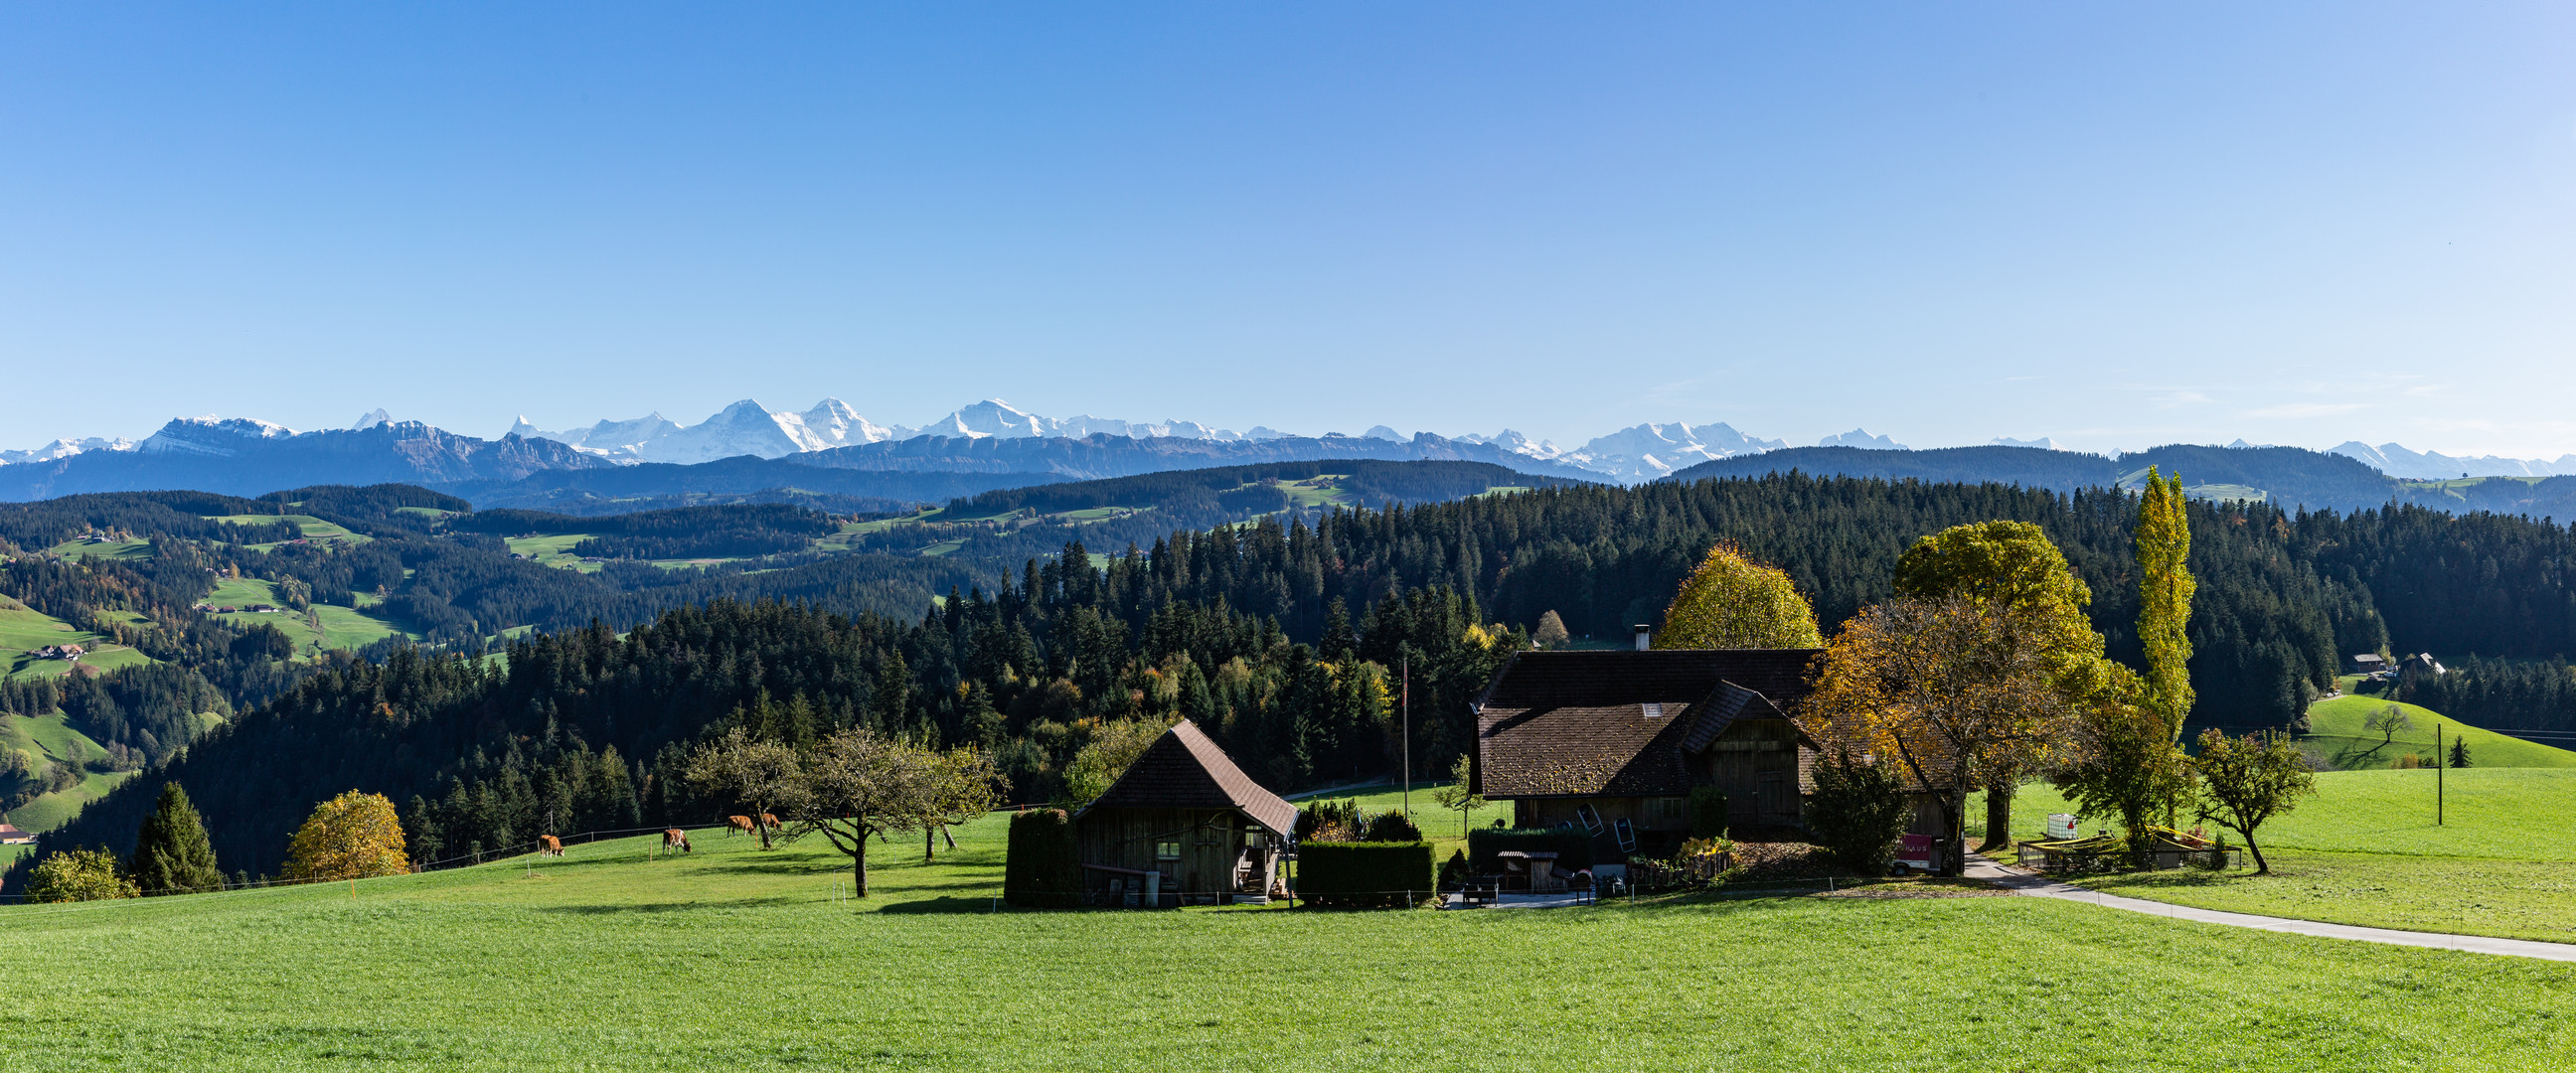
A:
[1655,543,1824,649]
[285,791,410,881]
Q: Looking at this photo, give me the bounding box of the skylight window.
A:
[1643,702,1664,718]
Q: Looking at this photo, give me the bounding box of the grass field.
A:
[43,536,154,559]
[1,709,131,838]
[502,533,603,572]
[203,578,418,654]
[1974,768,2576,944]
[0,603,152,679]
[203,513,364,543]
[2301,686,2576,770]
[3,816,2572,1070]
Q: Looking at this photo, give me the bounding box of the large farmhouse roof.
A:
[1080,720,1299,836]
[1474,649,1819,798]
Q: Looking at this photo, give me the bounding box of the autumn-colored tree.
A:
[790,728,1003,896]
[684,727,810,850]
[1802,596,2085,874]
[1429,754,1488,837]
[2056,675,2193,852]
[1655,543,1823,650]
[1058,718,1173,807]
[2057,475,2200,844]
[2134,468,2197,743]
[284,791,409,881]
[24,846,136,902]
[1892,521,2114,848]
[2190,728,2315,873]
[132,782,224,895]
[1532,611,1570,651]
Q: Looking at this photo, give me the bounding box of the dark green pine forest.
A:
[9,469,2576,884]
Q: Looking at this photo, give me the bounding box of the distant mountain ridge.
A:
[14,395,2576,492]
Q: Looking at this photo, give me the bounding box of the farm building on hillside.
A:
[1471,649,1960,867]
[1072,720,1296,908]
[2350,653,2386,674]
[0,823,34,844]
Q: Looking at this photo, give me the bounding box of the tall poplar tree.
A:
[2136,468,2197,742]
[132,782,224,895]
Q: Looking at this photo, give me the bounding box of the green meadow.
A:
[1976,768,2576,943]
[2301,688,2576,770]
[1,709,134,844]
[5,815,2574,1071]
[203,577,418,654]
[0,601,152,679]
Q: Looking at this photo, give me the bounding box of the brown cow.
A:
[759,813,780,833]
[538,835,564,857]
[662,829,692,854]
[726,815,755,837]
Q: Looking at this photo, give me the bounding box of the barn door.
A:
[1759,773,1789,824]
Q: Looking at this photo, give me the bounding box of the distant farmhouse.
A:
[2350,653,2386,674]
[0,823,34,845]
[1472,645,1958,866]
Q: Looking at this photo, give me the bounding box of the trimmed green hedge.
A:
[1297,842,1434,908]
[1004,809,1082,908]
[1467,827,1594,874]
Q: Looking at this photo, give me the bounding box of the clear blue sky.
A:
[4,4,2573,456]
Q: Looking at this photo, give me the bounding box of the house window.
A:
[1654,797,1688,825]
[1156,841,1182,860]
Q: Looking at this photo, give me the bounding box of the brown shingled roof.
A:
[1079,720,1299,835]
[1474,650,1820,799]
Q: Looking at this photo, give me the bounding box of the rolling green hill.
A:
[3,818,2572,1070]
[2301,688,2576,771]
[0,602,153,680]
[1,709,130,842]
[202,577,418,654]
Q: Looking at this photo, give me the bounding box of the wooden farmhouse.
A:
[1072,719,1297,908]
[1472,648,1959,865]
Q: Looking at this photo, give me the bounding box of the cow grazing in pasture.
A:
[538,836,564,857]
[727,815,755,837]
[759,813,779,833]
[662,829,691,855]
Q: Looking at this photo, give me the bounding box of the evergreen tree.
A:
[131,782,224,895]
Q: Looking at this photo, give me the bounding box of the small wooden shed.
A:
[1072,720,1297,908]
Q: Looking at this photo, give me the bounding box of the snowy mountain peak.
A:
[140,417,298,458]
[1819,428,1908,451]
[2331,441,2576,480]
[352,408,394,429]
[1992,436,2064,450]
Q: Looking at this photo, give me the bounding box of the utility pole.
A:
[1401,655,1411,818]
[2436,722,2445,827]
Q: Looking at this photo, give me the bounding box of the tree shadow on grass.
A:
[536,896,807,915]
[868,895,1004,915]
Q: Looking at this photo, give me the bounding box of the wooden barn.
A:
[1072,720,1297,908]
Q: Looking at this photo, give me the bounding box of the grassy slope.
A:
[0,604,151,679]
[1976,769,2576,944]
[1,710,128,836]
[43,537,154,560]
[4,819,2573,1071]
[2302,690,2576,770]
[204,577,417,654]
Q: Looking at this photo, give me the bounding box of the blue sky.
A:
[4,4,2573,456]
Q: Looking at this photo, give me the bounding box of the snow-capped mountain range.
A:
[8,397,2576,484]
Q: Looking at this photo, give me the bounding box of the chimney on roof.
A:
[1633,624,1652,651]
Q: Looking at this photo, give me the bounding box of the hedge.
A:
[1466,827,1595,874]
[1004,809,1082,908]
[1296,842,1435,908]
